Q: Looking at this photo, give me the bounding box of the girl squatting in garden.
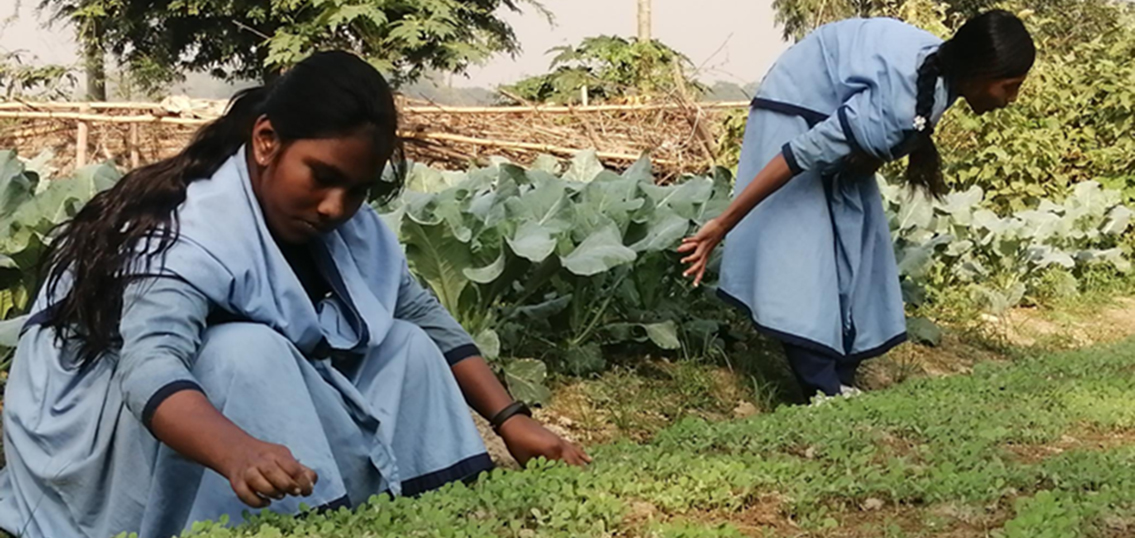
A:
[0,51,588,538]
[680,11,1036,400]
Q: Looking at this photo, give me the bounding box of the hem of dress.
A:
[312,495,352,515]
[402,453,494,497]
[716,288,907,361]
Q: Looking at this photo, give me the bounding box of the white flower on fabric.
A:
[913,115,929,132]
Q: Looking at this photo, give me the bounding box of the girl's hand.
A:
[499,415,591,467]
[222,438,318,508]
[678,218,727,287]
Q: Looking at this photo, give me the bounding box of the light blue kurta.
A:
[719,18,957,359]
[0,148,492,538]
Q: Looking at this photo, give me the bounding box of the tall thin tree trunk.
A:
[83,18,106,100]
[637,0,652,41]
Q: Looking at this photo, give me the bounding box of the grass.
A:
[175,336,1135,538]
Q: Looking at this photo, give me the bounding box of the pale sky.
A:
[0,0,790,94]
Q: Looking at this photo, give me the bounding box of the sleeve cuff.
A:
[781,143,804,176]
[443,344,482,366]
[141,380,205,431]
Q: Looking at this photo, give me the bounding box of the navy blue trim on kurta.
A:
[310,242,371,349]
[402,453,494,497]
[836,106,867,157]
[781,144,804,176]
[443,343,482,366]
[142,380,205,430]
[751,98,827,127]
[22,305,55,335]
[716,288,907,362]
[313,495,352,514]
[205,308,254,327]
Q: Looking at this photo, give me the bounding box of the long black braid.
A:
[906,52,946,198]
[903,9,1036,199]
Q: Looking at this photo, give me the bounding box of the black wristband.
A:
[490,401,532,433]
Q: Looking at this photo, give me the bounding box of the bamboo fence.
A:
[0,96,750,179]
[0,95,749,178]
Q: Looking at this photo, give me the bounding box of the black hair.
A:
[40,50,407,364]
[907,9,1036,197]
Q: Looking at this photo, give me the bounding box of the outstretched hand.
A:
[678,218,727,287]
[499,415,591,468]
[223,439,318,508]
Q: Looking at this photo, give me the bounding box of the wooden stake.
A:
[76,104,90,168]
[130,123,140,169]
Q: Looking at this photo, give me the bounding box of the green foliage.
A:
[882,176,1133,315]
[501,36,706,105]
[714,109,749,171]
[936,18,1135,210]
[0,150,120,369]
[1,149,1130,397]
[36,0,547,88]
[167,336,1135,537]
[379,151,732,395]
[768,0,1135,214]
[770,0,1124,43]
[0,50,76,99]
[0,150,120,323]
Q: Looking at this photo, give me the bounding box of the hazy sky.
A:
[0,0,790,92]
[459,0,790,87]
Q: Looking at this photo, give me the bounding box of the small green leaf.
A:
[562,343,605,376]
[0,313,28,348]
[643,321,680,350]
[504,359,551,405]
[564,150,605,183]
[906,316,942,347]
[514,295,572,321]
[507,222,557,262]
[561,224,636,276]
[463,253,506,284]
[473,329,501,361]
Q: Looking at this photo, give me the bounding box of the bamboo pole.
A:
[402,101,748,114]
[403,131,675,165]
[0,110,209,125]
[0,101,169,111]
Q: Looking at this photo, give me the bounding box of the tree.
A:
[771,0,1122,44]
[0,50,76,99]
[31,0,107,99]
[35,0,548,93]
[501,36,705,105]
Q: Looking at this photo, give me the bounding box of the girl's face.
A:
[248,117,387,244]
[959,75,1027,115]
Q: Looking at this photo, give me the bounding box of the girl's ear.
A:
[250,115,279,168]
